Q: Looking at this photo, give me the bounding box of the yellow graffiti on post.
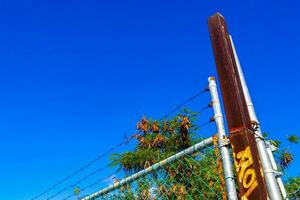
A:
[233,146,258,200]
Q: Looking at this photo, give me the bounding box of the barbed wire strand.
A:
[190,102,213,117]
[61,117,216,199]
[62,171,118,200]
[31,86,209,200]
[45,107,214,200]
[198,117,215,128]
[46,162,113,200]
[31,138,134,200]
[162,87,209,119]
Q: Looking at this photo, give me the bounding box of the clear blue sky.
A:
[0,1,299,200]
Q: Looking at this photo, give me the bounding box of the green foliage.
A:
[108,109,299,199]
[262,132,269,138]
[109,110,224,199]
[111,111,202,173]
[285,176,300,199]
[73,187,80,195]
[105,147,223,200]
[287,135,299,144]
[269,139,281,148]
[266,133,299,195]
[265,133,299,171]
[278,149,294,170]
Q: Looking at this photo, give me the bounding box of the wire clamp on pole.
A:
[263,168,282,177]
[274,170,283,177]
[250,121,267,140]
[218,135,230,148]
[265,140,279,152]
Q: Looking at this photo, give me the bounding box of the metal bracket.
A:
[265,140,278,152]
[264,169,283,177]
[275,171,283,177]
[218,135,230,148]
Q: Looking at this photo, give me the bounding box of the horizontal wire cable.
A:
[190,102,213,117]
[161,87,209,119]
[73,131,215,200]
[32,86,210,200]
[62,171,118,200]
[46,163,113,200]
[31,137,134,200]
[64,117,215,200]
[198,117,215,129]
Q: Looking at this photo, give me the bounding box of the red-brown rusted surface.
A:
[208,13,268,200]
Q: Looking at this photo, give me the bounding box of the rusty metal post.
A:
[230,35,284,200]
[208,13,268,199]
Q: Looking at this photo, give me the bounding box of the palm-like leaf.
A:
[287,135,299,144]
[279,150,294,169]
[269,139,281,148]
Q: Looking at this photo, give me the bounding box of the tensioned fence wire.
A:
[32,87,210,200]
[79,136,226,200]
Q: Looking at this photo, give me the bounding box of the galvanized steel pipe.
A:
[230,35,284,200]
[208,76,238,200]
[80,137,213,200]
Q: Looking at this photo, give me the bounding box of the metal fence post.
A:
[266,143,288,199]
[230,35,285,200]
[208,77,238,200]
[208,13,269,199]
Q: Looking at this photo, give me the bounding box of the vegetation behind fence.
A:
[82,137,225,200]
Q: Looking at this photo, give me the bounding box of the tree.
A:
[267,133,299,199]
[110,110,224,199]
[109,110,299,199]
[285,176,300,199]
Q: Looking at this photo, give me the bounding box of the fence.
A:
[80,136,226,200]
[78,75,237,200]
[35,74,288,200]
[31,74,289,200]
[30,13,291,200]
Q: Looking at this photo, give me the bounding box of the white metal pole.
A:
[230,36,285,200]
[266,141,288,198]
[80,137,214,200]
[208,77,238,200]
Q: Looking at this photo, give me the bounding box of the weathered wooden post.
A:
[208,13,268,199]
